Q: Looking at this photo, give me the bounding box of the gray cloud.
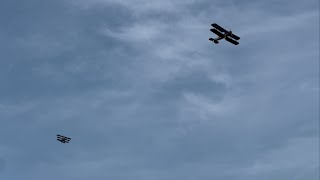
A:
[0,0,318,179]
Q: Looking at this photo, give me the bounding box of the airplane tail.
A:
[209,38,219,44]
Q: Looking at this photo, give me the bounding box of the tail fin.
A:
[209,38,219,44]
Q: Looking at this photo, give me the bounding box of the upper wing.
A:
[211,23,227,33]
[225,37,239,45]
[230,33,240,40]
[210,28,224,38]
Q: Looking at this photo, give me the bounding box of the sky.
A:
[0,0,319,179]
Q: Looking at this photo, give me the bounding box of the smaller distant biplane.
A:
[57,134,71,143]
[209,23,240,45]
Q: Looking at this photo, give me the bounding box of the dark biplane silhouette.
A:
[209,23,240,45]
[57,134,71,143]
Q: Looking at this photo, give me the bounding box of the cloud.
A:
[0,0,318,179]
[67,0,199,14]
[101,21,165,43]
[241,137,319,179]
[238,11,319,37]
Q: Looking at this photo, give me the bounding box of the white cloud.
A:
[101,21,165,42]
[238,11,318,36]
[181,91,241,121]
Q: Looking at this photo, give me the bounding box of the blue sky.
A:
[0,0,319,179]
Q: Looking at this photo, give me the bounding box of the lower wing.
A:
[225,37,239,45]
[230,34,240,40]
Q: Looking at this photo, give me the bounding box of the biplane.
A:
[209,23,240,45]
[57,134,71,143]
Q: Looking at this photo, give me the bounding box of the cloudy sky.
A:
[0,0,319,179]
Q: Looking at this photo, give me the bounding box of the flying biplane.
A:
[209,23,240,45]
[57,134,71,143]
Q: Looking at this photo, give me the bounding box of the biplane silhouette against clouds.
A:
[56,134,71,144]
[209,23,240,45]
[0,0,318,179]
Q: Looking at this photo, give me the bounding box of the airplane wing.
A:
[210,28,224,38]
[211,23,227,33]
[230,33,240,40]
[225,37,239,45]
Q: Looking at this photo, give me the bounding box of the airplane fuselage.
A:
[212,30,232,43]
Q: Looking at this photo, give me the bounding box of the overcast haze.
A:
[0,0,319,179]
